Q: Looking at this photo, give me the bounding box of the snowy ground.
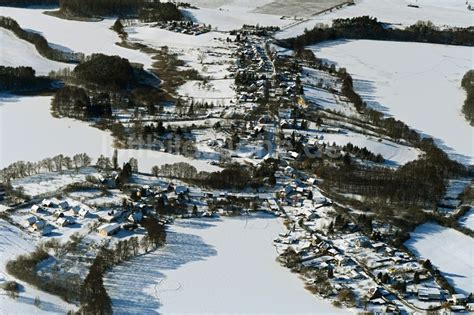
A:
[0,95,222,173]
[182,6,294,31]
[276,0,474,39]
[405,222,474,295]
[0,7,153,68]
[0,219,77,314]
[459,208,474,231]
[105,214,349,314]
[0,28,71,75]
[309,40,473,165]
[317,130,421,166]
[12,167,97,197]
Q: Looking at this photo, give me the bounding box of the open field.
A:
[309,40,473,165]
[253,0,349,17]
[105,214,350,314]
[0,28,70,75]
[405,222,474,295]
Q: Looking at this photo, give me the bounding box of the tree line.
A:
[0,66,53,92]
[0,153,91,183]
[461,70,474,126]
[151,162,265,190]
[317,143,466,210]
[58,0,183,21]
[79,217,166,314]
[0,16,84,63]
[281,16,474,50]
[0,0,58,7]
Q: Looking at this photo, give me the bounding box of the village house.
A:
[97,223,121,237]
[24,216,37,226]
[78,208,90,218]
[418,287,441,301]
[128,212,143,223]
[449,293,468,305]
[42,198,57,208]
[56,217,73,227]
[30,204,43,214]
[32,220,46,232]
[58,200,69,210]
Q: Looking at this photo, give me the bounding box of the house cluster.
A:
[271,178,474,313]
[23,198,92,235]
[154,20,211,35]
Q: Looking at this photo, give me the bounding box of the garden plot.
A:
[309,40,473,165]
[405,222,474,295]
[0,28,71,75]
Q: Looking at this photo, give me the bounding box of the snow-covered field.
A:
[12,167,97,197]
[309,40,473,164]
[405,222,474,295]
[276,0,474,39]
[182,6,294,31]
[318,130,421,166]
[0,7,153,68]
[105,214,349,314]
[0,28,70,75]
[0,219,76,314]
[0,95,221,173]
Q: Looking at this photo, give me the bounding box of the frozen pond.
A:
[104,214,349,314]
[309,40,474,165]
[0,95,221,173]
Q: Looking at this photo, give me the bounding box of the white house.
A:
[30,205,42,214]
[79,208,90,218]
[56,217,72,227]
[97,223,121,237]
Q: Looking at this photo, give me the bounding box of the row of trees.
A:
[79,217,165,314]
[342,143,384,163]
[461,70,474,125]
[58,0,183,21]
[0,153,91,182]
[151,162,265,190]
[0,0,58,6]
[317,144,466,209]
[52,86,113,119]
[0,16,83,63]
[0,66,52,92]
[283,16,474,50]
